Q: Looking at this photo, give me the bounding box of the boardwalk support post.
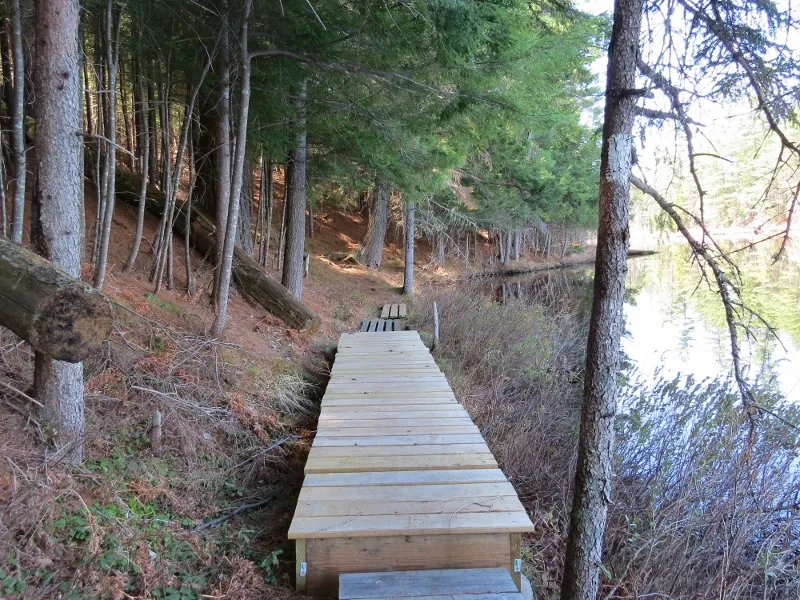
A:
[296,540,307,592]
[432,301,440,351]
[510,532,522,591]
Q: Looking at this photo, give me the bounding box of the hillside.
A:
[0,182,520,598]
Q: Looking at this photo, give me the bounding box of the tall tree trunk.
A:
[0,151,6,237]
[212,0,253,335]
[355,172,390,268]
[124,56,150,272]
[213,2,232,299]
[559,0,642,599]
[497,230,505,264]
[93,0,120,291]
[256,154,265,262]
[276,161,288,270]
[32,0,85,465]
[281,79,307,300]
[236,158,254,255]
[147,75,157,186]
[464,234,470,270]
[119,60,134,168]
[403,200,415,295]
[436,231,446,267]
[154,56,211,292]
[184,132,197,294]
[82,39,93,137]
[0,25,13,157]
[9,0,26,243]
[308,195,314,238]
[264,159,274,266]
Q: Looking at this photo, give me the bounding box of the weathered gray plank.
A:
[340,567,520,599]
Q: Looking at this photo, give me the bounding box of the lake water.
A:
[498,241,800,403]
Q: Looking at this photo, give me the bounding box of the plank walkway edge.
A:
[289,330,534,597]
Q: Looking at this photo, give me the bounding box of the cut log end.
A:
[0,237,114,363]
[33,285,114,362]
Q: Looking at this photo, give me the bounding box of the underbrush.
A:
[0,302,326,599]
[411,285,799,600]
[410,285,588,594]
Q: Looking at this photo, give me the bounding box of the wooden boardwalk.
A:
[288,331,534,597]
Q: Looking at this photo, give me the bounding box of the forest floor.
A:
[0,186,589,599]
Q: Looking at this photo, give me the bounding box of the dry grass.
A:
[410,282,799,600]
[410,284,588,595]
[0,302,326,599]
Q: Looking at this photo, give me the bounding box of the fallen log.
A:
[0,237,114,362]
[113,169,321,332]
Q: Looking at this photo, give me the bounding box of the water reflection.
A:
[495,242,800,402]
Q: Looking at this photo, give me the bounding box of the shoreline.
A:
[467,248,657,279]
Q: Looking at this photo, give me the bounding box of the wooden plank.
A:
[320,405,467,415]
[323,391,456,399]
[331,370,442,377]
[326,384,453,393]
[315,426,480,437]
[339,567,519,599]
[337,342,427,348]
[304,453,497,473]
[342,330,418,336]
[330,375,448,382]
[308,444,491,458]
[324,392,454,400]
[295,496,523,518]
[313,434,484,447]
[380,304,391,319]
[288,510,535,539]
[334,361,432,366]
[359,321,369,332]
[316,418,475,429]
[398,303,407,318]
[298,482,515,502]
[305,533,511,597]
[342,594,521,600]
[296,539,307,592]
[322,398,458,407]
[303,469,509,487]
[319,409,470,420]
[389,304,399,318]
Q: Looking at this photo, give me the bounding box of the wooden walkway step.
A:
[380,303,407,319]
[340,567,524,600]
[289,331,534,597]
[359,319,401,332]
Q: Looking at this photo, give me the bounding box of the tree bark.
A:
[281,79,307,300]
[147,75,157,186]
[355,172,390,268]
[9,0,26,243]
[276,162,288,270]
[124,55,150,272]
[237,159,254,255]
[0,238,113,362]
[0,25,13,155]
[213,2,232,299]
[559,0,642,599]
[32,0,86,465]
[403,200,415,295]
[436,231,446,267]
[213,0,253,335]
[93,0,120,291]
